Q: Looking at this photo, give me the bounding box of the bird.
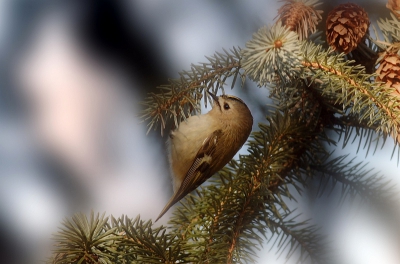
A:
[155,91,253,222]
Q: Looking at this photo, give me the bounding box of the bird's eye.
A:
[224,103,230,110]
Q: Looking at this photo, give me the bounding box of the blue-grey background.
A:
[0,0,398,263]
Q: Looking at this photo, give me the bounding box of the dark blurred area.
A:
[0,0,398,263]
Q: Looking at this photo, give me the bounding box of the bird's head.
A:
[208,91,253,130]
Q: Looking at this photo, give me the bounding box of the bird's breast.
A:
[168,115,214,191]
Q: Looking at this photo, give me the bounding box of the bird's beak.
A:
[207,91,220,109]
[207,91,219,102]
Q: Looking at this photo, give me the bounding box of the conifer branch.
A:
[377,13,400,43]
[141,47,243,135]
[302,60,397,125]
[311,156,397,206]
[168,110,328,263]
[266,215,327,263]
[52,212,122,264]
[301,42,400,142]
[121,216,189,263]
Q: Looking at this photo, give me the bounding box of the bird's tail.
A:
[155,196,178,222]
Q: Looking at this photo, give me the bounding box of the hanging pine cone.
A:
[276,0,323,40]
[326,3,369,54]
[387,0,400,19]
[376,44,400,143]
[376,45,400,94]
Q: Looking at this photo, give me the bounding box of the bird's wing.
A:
[155,129,222,222]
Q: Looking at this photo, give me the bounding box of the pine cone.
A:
[376,44,400,143]
[376,45,400,93]
[387,0,400,19]
[326,3,369,54]
[276,0,323,40]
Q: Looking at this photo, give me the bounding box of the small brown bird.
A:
[155,92,253,222]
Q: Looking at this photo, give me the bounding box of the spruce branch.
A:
[241,22,302,86]
[120,216,189,263]
[141,47,243,135]
[52,214,191,264]
[266,213,327,263]
[300,42,400,143]
[241,25,400,145]
[169,111,329,264]
[52,212,122,264]
[333,115,397,159]
[377,13,400,43]
[309,155,400,236]
[310,155,397,208]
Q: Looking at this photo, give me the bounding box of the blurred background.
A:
[0,0,399,263]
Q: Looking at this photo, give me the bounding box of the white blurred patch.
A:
[16,12,115,178]
[332,205,400,264]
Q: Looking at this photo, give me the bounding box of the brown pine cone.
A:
[376,45,400,93]
[326,3,369,54]
[387,0,400,19]
[376,44,400,143]
[276,0,323,40]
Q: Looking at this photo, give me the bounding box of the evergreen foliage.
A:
[51,1,400,263]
